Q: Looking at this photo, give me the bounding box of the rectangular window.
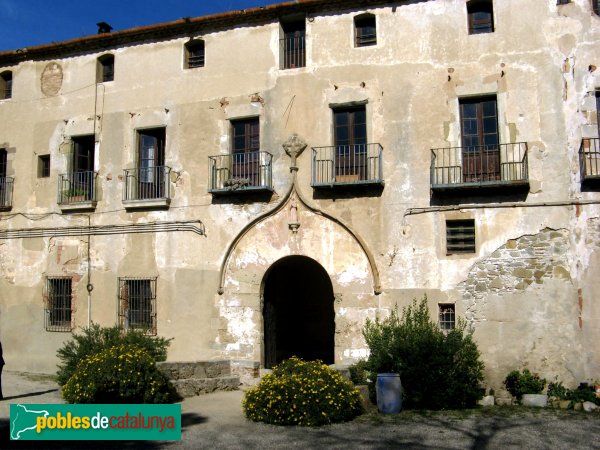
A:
[467,1,494,34]
[0,148,6,178]
[355,15,377,47]
[38,155,50,178]
[231,118,260,186]
[97,54,114,82]
[45,277,72,332]
[281,20,306,69]
[439,304,456,331]
[118,277,157,334]
[593,0,599,15]
[557,0,570,4]
[0,71,12,99]
[446,219,476,254]
[185,40,205,69]
[137,128,166,199]
[460,96,500,182]
[333,105,367,181]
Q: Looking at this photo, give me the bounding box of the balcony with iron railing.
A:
[580,137,600,184]
[280,34,306,69]
[58,171,98,211]
[430,142,529,191]
[122,165,171,209]
[208,151,273,195]
[0,176,14,211]
[312,143,384,188]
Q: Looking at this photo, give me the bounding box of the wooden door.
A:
[460,97,500,182]
[334,107,367,181]
[232,118,260,187]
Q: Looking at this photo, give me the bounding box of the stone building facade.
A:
[0,0,599,391]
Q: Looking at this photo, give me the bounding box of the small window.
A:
[0,71,12,99]
[593,0,599,15]
[467,1,494,34]
[439,304,456,331]
[280,20,306,69]
[446,219,476,254]
[38,155,50,178]
[354,14,377,47]
[45,277,72,332]
[97,54,114,82]
[557,0,570,4]
[119,277,157,334]
[185,40,205,69]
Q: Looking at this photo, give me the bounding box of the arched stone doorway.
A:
[262,256,335,369]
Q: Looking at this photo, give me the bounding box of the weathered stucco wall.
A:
[0,0,599,392]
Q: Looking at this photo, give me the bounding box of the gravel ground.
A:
[0,370,598,450]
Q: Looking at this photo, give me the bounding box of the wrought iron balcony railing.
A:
[430,142,529,190]
[208,151,273,194]
[580,137,600,181]
[312,143,384,187]
[123,166,171,201]
[280,34,306,69]
[58,171,98,205]
[0,176,14,210]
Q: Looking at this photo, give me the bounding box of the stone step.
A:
[156,360,231,381]
[171,376,240,398]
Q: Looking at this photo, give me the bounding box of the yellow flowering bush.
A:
[243,357,363,426]
[62,344,176,404]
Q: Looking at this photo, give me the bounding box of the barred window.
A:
[354,14,376,47]
[118,277,157,335]
[45,277,72,332]
[185,40,205,69]
[439,304,455,331]
[446,219,476,254]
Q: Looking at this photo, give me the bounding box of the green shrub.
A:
[56,323,171,386]
[242,357,363,426]
[348,360,371,385]
[62,344,176,404]
[362,296,485,410]
[566,383,599,405]
[504,369,546,401]
[547,381,568,399]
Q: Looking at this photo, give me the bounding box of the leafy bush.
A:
[504,369,546,401]
[566,383,599,405]
[362,296,485,410]
[62,344,176,404]
[242,357,363,426]
[56,323,171,386]
[348,360,371,385]
[547,381,568,399]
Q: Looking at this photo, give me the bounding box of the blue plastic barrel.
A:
[376,373,402,414]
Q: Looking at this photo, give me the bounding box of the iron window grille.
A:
[439,304,456,331]
[185,40,205,69]
[118,277,157,335]
[44,277,73,332]
[446,219,476,254]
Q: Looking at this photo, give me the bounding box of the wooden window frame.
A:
[354,14,377,47]
[97,54,114,83]
[38,155,50,178]
[0,71,12,100]
[467,0,494,34]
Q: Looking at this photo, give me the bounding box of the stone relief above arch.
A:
[218,134,382,295]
